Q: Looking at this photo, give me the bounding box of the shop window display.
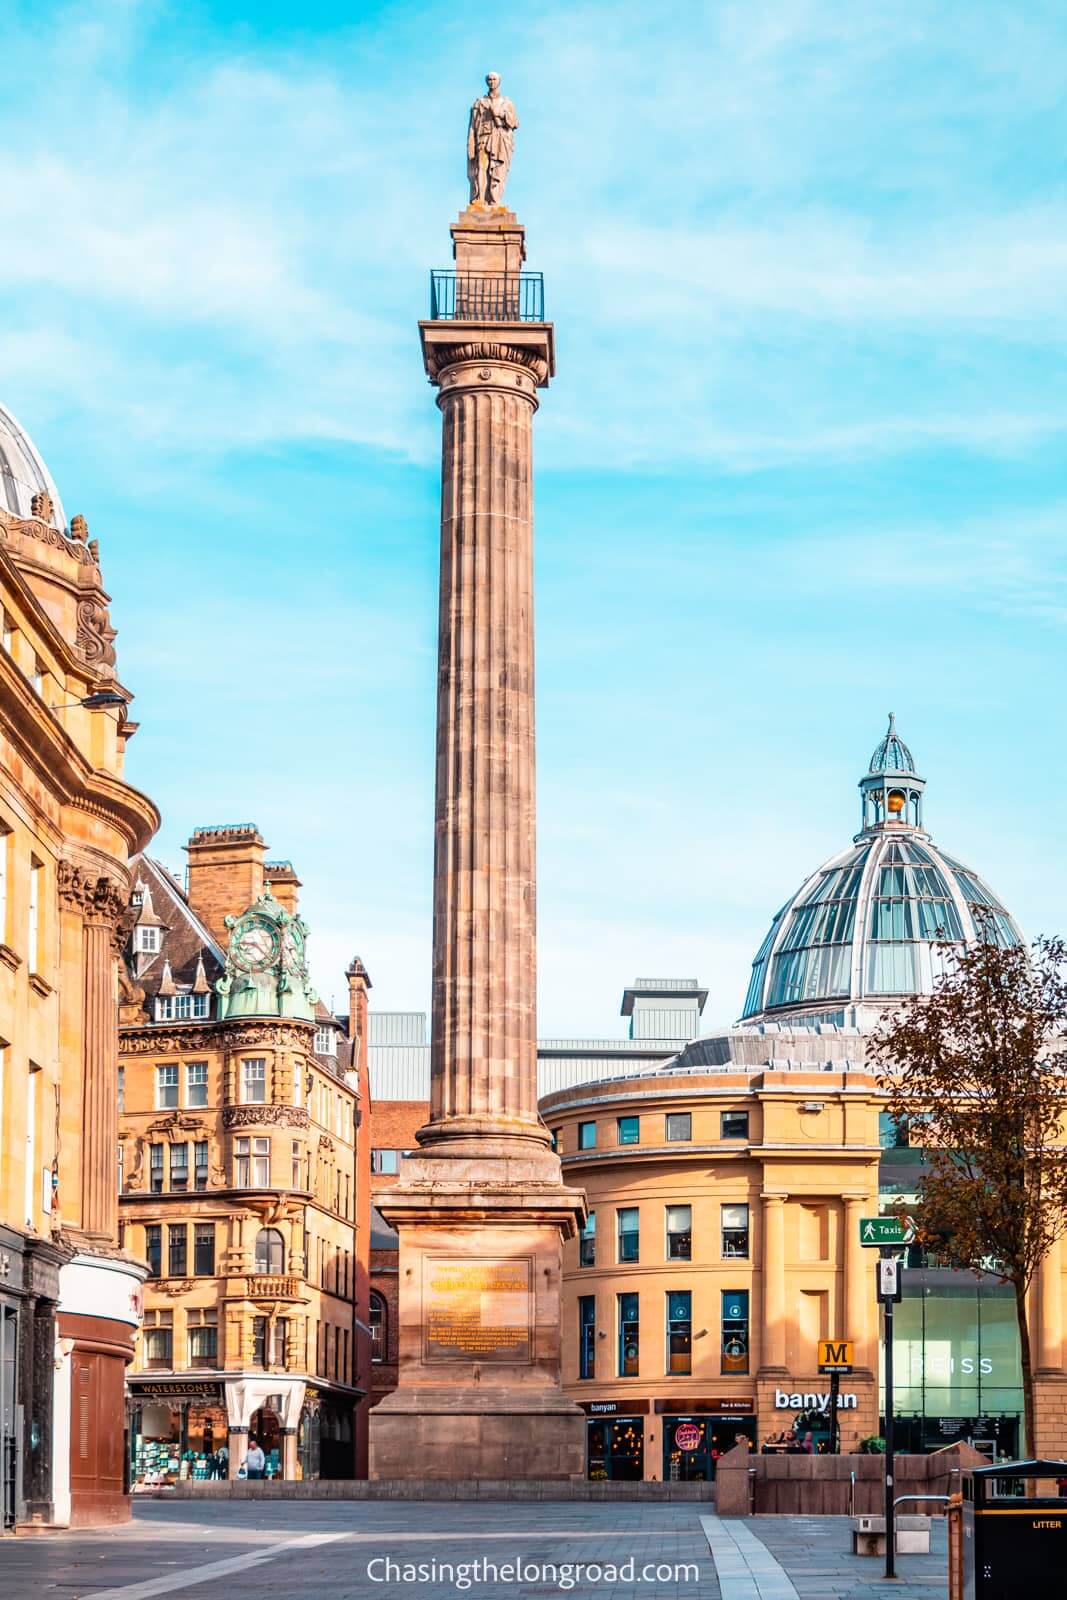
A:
[586,1418,644,1481]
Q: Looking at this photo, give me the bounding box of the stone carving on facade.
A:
[56,864,127,934]
[467,73,518,207]
[75,596,118,674]
[221,1104,310,1131]
[248,1196,302,1227]
[220,1020,313,1049]
[120,1026,216,1054]
[0,505,98,566]
[158,1278,195,1297]
[145,1112,207,1138]
[30,491,54,522]
[123,1136,145,1192]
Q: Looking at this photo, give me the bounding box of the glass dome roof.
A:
[741,722,1022,1021]
[0,400,67,530]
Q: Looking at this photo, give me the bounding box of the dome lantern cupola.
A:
[859,713,925,833]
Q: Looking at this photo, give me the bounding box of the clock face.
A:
[281,922,305,974]
[233,919,278,971]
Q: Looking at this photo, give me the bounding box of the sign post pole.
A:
[828,1369,841,1456]
[878,1254,902,1581]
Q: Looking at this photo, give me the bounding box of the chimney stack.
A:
[346,956,372,1071]
[184,824,266,944]
[264,860,301,917]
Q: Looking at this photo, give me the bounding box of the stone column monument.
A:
[369,77,586,1481]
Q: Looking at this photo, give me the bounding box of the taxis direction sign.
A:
[817,1339,854,1374]
[859,1216,914,1247]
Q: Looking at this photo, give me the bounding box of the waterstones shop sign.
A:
[774,1389,858,1414]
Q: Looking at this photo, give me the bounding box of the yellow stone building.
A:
[1,402,159,1528]
[118,827,372,1483]
[542,1038,882,1480]
[539,722,1067,1480]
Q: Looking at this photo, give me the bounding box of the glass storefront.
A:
[662,1414,757,1480]
[128,1390,227,1486]
[881,1270,1024,1456]
[586,1417,644,1480]
[297,1397,355,1480]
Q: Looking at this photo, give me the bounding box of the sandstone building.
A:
[118,826,372,1482]
[1,402,158,1528]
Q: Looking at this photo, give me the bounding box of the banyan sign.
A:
[422,1255,533,1364]
[859,1215,914,1246]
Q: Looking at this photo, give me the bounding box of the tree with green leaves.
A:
[872,933,1067,1457]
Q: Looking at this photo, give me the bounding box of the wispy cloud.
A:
[1,1,1065,1029]
[1,1,1066,475]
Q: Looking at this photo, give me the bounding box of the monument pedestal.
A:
[370,1157,586,1480]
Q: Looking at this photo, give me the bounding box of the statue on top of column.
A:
[467,72,518,208]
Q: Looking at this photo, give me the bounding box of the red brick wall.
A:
[370,1100,427,1174]
[369,1100,426,1403]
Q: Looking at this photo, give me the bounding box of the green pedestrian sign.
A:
[859,1215,914,1246]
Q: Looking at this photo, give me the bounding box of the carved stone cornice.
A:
[222,1105,310,1131]
[119,1017,314,1056]
[57,858,128,927]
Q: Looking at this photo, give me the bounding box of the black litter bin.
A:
[963,1459,1067,1600]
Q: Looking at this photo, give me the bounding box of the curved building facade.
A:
[1,403,159,1525]
[543,723,1062,1480]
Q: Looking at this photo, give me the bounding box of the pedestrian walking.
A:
[245,1439,265,1480]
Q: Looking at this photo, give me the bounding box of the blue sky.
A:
[2,0,1065,1034]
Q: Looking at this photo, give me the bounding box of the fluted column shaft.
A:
[427,356,542,1141]
[81,915,120,1238]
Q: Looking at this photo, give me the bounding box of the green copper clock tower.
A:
[216,886,318,1021]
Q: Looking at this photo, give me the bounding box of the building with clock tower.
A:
[118,824,373,1482]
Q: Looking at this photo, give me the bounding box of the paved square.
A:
[0,1502,950,1600]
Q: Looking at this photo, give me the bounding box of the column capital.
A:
[760,1191,787,1202]
[57,857,129,929]
[420,323,553,388]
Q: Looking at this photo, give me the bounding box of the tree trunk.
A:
[1015,1280,1035,1459]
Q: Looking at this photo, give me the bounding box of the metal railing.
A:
[429,271,544,323]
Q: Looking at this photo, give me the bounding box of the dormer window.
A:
[134,925,161,955]
[155,993,210,1022]
[313,1027,337,1056]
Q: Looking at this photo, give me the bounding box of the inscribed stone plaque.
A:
[422,1255,533,1364]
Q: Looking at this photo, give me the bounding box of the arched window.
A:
[254,1228,285,1275]
[369,1292,386,1363]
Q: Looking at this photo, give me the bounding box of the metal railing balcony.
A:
[430,270,544,323]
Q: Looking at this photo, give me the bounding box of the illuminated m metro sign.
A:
[817,1338,854,1373]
